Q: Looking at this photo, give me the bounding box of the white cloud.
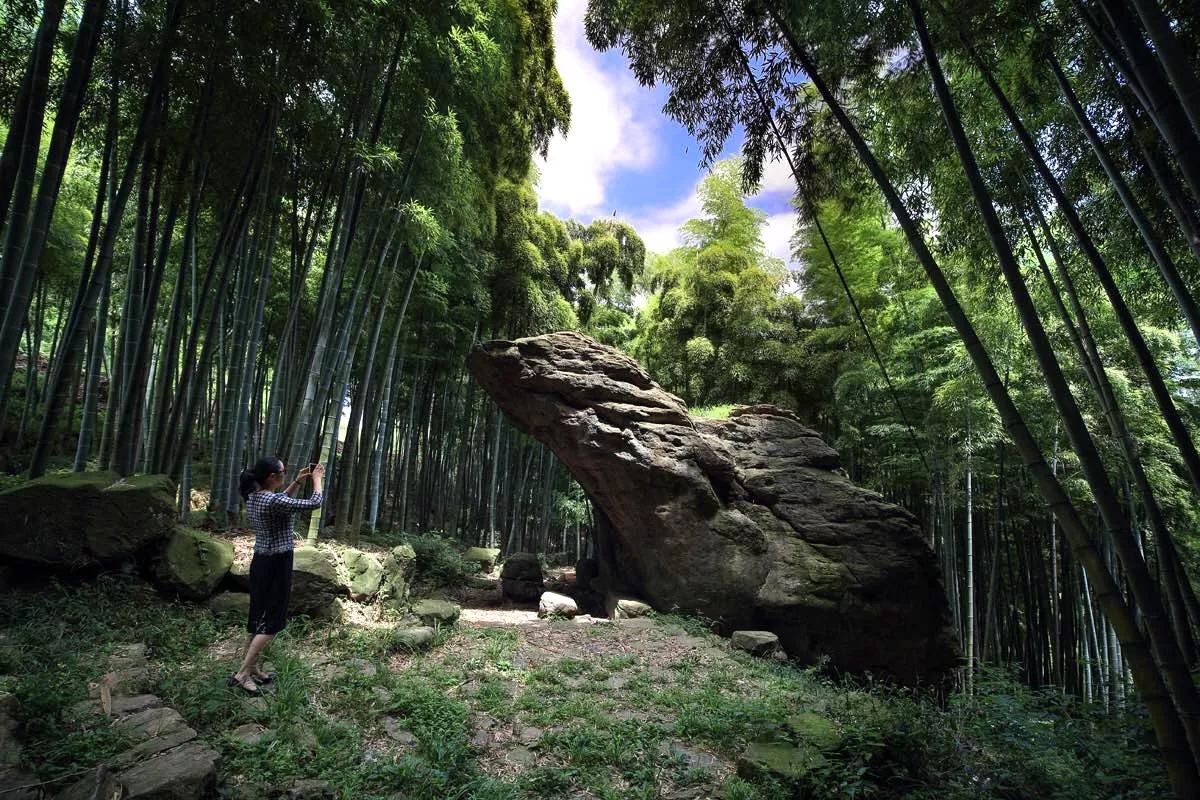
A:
[535,0,657,217]
[762,212,800,266]
[629,188,701,254]
[756,156,796,198]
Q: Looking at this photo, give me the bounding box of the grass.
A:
[0,577,1170,800]
[692,403,736,419]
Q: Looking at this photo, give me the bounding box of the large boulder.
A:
[151,529,233,600]
[290,547,344,617]
[467,332,959,684]
[0,472,176,570]
[500,552,543,602]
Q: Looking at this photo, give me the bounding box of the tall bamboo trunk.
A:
[768,8,1198,793]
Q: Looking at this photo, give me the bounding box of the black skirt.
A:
[247,550,293,635]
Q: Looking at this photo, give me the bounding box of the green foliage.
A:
[365,529,474,589]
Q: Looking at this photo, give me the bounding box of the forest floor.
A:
[0,572,1171,800]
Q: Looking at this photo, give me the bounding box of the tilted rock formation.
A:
[467,332,959,684]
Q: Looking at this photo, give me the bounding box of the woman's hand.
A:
[311,463,325,492]
[295,466,313,480]
[312,463,326,478]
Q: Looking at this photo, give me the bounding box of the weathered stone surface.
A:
[500,552,543,602]
[208,592,251,619]
[538,591,578,618]
[609,596,652,620]
[462,547,501,572]
[0,472,176,570]
[412,598,460,626]
[54,766,124,800]
[117,740,220,799]
[391,626,435,651]
[731,630,780,656]
[225,560,251,591]
[151,529,233,600]
[737,741,826,783]
[380,544,416,604]
[341,548,383,601]
[467,332,958,684]
[290,547,343,617]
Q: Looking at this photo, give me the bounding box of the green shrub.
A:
[365,529,473,590]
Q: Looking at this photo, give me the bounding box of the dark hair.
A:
[239,456,284,500]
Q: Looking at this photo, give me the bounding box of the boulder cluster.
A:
[0,472,429,628]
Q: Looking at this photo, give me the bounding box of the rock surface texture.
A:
[467,332,958,684]
[0,472,176,569]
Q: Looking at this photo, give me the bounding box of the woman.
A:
[228,456,325,693]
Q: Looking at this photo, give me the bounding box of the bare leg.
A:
[235,634,274,682]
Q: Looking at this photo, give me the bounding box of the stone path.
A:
[53,644,220,799]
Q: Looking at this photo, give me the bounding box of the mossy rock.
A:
[380,544,416,604]
[412,598,460,626]
[736,741,828,783]
[341,548,383,601]
[785,712,842,750]
[209,591,251,619]
[462,546,500,571]
[291,547,344,617]
[0,471,176,569]
[152,528,233,600]
[390,626,435,651]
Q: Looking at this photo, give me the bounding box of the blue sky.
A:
[534,0,799,266]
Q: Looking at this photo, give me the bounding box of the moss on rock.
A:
[0,471,176,569]
[152,528,233,600]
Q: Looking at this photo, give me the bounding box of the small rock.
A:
[109,706,198,768]
[538,591,578,619]
[89,666,154,698]
[209,592,251,618]
[772,650,788,662]
[118,740,221,798]
[108,643,149,670]
[53,765,123,800]
[661,740,718,769]
[505,745,536,765]
[412,598,461,626]
[471,728,493,748]
[391,626,436,651]
[383,717,417,745]
[289,723,319,756]
[610,597,653,619]
[604,675,627,691]
[730,630,780,656]
[463,547,501,572]
[231,722,266,744]
[737,741,826,782]
[517,726,544,745]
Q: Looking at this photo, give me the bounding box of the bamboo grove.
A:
[0,0,654,559]
[582,0,1200,794]
[8,0,1200,792]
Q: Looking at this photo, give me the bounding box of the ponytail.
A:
[239,456,284,500]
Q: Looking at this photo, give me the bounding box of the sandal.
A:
[252,671,276,684]
[226,673,260,694]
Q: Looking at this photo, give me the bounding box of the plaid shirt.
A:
[246,490,324,554]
